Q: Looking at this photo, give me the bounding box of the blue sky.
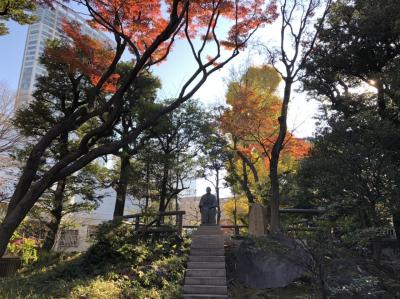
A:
[0,22,27,90]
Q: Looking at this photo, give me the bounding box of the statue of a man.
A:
[199,187,217,224]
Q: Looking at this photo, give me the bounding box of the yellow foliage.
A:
[223,196,249,225]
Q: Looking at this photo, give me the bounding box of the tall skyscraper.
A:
[15,4,109,110]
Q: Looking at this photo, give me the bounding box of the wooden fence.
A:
[122,211,185,236]
[0,257,21,277]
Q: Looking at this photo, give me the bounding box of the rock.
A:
[235,234,311,289]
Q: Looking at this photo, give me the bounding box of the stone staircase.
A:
[183,225,228,299]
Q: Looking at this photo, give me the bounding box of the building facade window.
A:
[59,229,79,247]
[21,82,30,90]
[86,225,98,241]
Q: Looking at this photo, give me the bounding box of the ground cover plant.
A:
[0,221,190,299]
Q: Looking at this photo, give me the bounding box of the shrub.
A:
[7,233,39,265]
[0,221,190,299]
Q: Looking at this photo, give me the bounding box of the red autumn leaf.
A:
[45,20,119,92]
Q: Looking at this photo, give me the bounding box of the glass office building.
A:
[15,4,109,110]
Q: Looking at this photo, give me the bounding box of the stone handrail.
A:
[183,225,247,235]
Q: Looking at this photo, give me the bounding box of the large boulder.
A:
[235,234,311,289]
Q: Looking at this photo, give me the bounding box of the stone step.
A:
[192,236,224,241]
[185,276,226,286]
[192,233,224,237]
[192,231,224,236]
[191,242,224,249]
[184,225,227,299]
[189,256,225,263]
[190,248,224,256]
[187,262,225,269]
[184,285,228,295]
[193,228,223,233]
[186,269,226,277]
[183,295,228,299]
[191,240,224,244]
[192,237,224,240]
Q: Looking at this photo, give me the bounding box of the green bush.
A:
[0,221,190,299]
[7,233,39,265]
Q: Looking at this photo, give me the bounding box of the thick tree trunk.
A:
[42,131,69,250]
[241,159,255,204]
[237,150,259,183]
[269,157,280,233]
[358,208,372,228]
[269,81,292,234]
[0,179,50,256]
[42,178,66,251]
[113,153,130,219]
[228,156,255,204]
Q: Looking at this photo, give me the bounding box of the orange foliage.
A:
[86,0,278,60]
[45,21,118,92]
[221,65,310,170]
[44,1,278,93]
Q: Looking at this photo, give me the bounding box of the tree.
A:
[0,0,278,256]
[0,0,36,35]
[302,0,400,119]
[300,0,400,248]
[0,82,19,203]
[0,0,59,35]
[262,0,332,233]
[13,40,103,251]
[222,195,249,226]
[149,100,211,213]
[0,84,18,216]
[110,63,161,219]
[200,115,231,224]
[0,82,19,154]
[221,65,310,218]
[296,108,400,248]
[107,99,211,217]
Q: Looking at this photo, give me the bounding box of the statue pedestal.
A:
[248,203,267,236]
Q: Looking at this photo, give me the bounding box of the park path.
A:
[182,225,228,299]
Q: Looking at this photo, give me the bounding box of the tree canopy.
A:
[221,65,310,212]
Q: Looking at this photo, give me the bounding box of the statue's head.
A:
[206,187,211,194]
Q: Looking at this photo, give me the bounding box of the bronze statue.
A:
[199,187,217,224]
